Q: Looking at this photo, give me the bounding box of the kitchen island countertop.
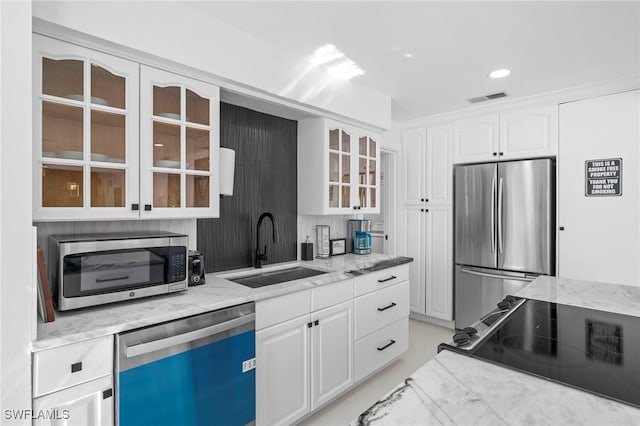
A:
[34,253,412,351]
[355,276,640,425]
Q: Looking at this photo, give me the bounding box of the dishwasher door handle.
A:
[124,313,256,358]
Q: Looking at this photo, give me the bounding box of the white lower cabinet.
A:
[255,281,354,426]
[354,317,408,382]
[32,335,114,426]
[32,375,113,426]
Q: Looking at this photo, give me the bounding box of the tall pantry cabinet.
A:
[402,126,453,321]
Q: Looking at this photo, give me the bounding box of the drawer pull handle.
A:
[377,340,396,351]
[377,302,397,312]
[71,362,82,373]
[378,275,396,283]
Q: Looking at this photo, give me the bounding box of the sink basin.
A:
[229,266,328,288]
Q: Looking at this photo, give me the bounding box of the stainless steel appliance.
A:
[116,303,256,425]
[439,297,640,408]
[48,232,188,311]
[347,219,371,253]
[454,159,555,328]
[188,250,205,286]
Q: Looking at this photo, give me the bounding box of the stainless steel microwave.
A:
[48,232,188,311]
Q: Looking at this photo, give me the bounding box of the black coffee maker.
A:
[188,250,206,286]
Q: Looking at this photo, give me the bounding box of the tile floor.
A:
[299,319,453,425]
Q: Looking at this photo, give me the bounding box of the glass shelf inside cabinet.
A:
[42,101,84,160]
[186,89,209,125]
[42,58,83,100]
[91,64,125,109]
[153,86,181,119]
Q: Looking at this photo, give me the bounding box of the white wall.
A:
[0,1,34,421]
[32,1,391,130]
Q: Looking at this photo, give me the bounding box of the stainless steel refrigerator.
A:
[454,158,555,329]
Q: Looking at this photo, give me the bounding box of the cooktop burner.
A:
[442,299,640,408]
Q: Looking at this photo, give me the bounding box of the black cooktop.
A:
[451,299,640,408]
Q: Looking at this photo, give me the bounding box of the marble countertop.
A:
[356,276,640,425]
[34,253,411,351]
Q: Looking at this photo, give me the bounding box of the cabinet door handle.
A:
[493,152,498,156]
[425,209,429,213]
[314,320,319,326]
[421,198,425,202]
[131,203,139,211]
[425,198,429,202]
[378,275,397,283]
[144,204,152,211]
[559,226,565,231]
[377,302,397,312]
[377,340,396,351]
[307,322,312,328]
[71,362,82,373]
[499,152,504,155]
[103,389,113,399]
[421,209,424,212]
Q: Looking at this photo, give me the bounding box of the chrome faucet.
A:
[255,212,278,268]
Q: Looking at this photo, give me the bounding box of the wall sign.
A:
[585,158,622,196]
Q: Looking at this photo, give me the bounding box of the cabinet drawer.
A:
[354,317,408,383]
[311,278,354,311]
[354,265,409,297]
[33,335,113,397]
[355,281,409,340]
[256,289,311,330]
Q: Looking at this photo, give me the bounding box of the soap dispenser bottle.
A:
[301,236,314,261]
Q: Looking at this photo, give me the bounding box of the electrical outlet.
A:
[242,357,256,373]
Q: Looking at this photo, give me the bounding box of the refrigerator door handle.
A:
[498,177,504,254]
[458,267,536,282]
[491,177,496,254]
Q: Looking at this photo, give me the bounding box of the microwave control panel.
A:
[169,248,187,282]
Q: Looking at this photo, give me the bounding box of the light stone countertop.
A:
[34,253,409,351]
[355,276,640,425]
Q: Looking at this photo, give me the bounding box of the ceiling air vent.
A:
[467,92,509,104]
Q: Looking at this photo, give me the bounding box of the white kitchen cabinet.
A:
[139,65,220,218]
[33,375,113,426]
[499,105,558,160]
[32,35,221,221]
[452,114,499,164]
[298,118,380,215]
[558,90,639,286]
[452,106,557,164]
[255,280,354,425]
[353,265,410,382]
[310,301,354,410]
[402,125,452,205]
[32,336,114,426]
[403,205,453,320]
[33,34,140,221]
[256,314,311,426]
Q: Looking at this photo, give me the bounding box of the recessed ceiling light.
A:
[154,143,164,147]
[489,69,511,79]
[404,53,414,58]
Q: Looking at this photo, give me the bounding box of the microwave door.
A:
[497,159,554,274]
[454,163,497,268]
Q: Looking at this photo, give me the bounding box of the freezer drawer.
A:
[454,265,536,329]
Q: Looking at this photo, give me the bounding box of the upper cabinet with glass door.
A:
[298,118,380,215]
[139,66,220,218]
[33,35,140,220]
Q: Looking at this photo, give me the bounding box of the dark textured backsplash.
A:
[197,103,297,272]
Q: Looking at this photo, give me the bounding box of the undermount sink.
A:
[229,266,328,288]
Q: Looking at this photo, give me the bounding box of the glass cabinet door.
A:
[327,128,351,210]
[33,35,139,220]
[357,135,378,210]
[140,65,220,218]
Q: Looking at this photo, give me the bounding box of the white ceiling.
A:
[192,1,640,122]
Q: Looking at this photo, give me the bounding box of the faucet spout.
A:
[255,212,278,268]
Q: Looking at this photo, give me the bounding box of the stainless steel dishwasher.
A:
[116,302,256,426]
